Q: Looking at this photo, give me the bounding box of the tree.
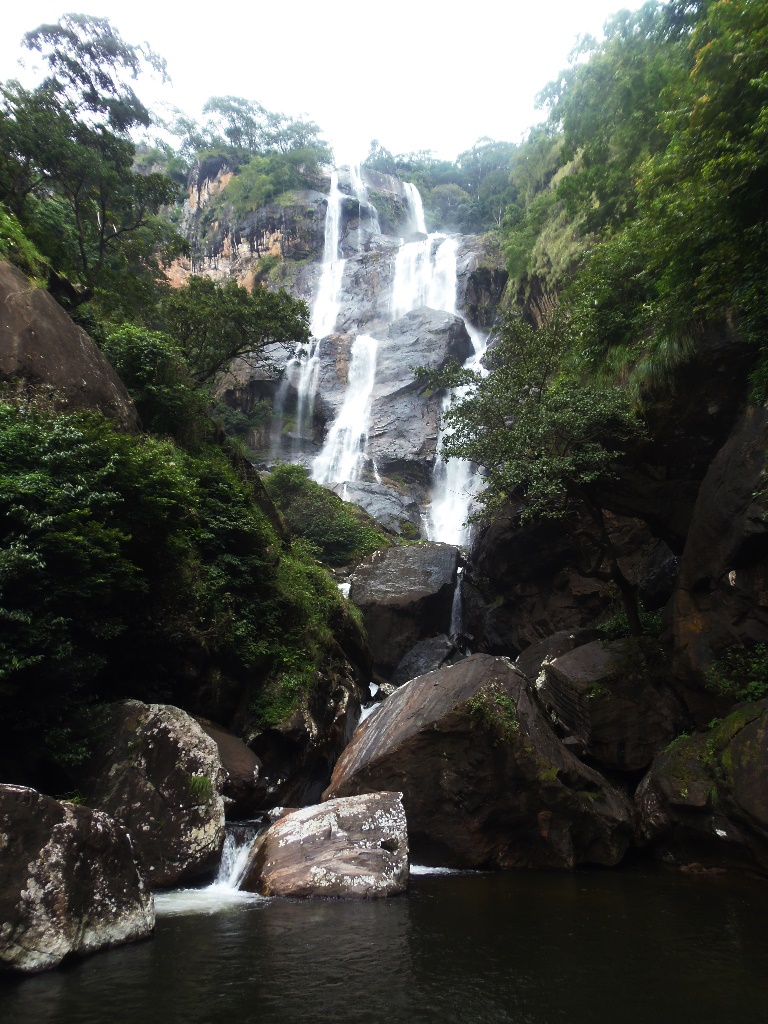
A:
[159,276,310,385]
[0,15,182,305]
[430,306,645,633]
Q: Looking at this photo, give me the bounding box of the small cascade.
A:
[449,567,464,637]
[350,163,381,235]
[292,340,322,456]
[212,823,261,891]
[403,182,427,234]
[313,334,379,485]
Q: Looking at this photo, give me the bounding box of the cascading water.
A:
[313,334,378,486]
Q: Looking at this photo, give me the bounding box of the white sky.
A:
[1,1,651,164]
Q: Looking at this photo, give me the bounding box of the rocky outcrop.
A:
[241,792,408,898]
[349,544,460,678]
[238,666,365,809]
[329,481,422,537]
[514,628,601,683]
[325,654,633,869]
[455,235,508,329]
[636,701,768,874]
[672,405,768,690]
[538,639,686,772]
[198,720,263,818]
[467,507,677,655]
[0,786,153,973]
[0,261,138,430]
[83,701,226,887]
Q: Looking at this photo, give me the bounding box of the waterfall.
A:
[449,567,464,637]
[350,163,381,234]
[404,181,427,234]
[310,170,346,339]
[427,323,488,547]
[313,334,379,485]
[211,824,260,891]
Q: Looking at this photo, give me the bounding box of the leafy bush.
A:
[265,463,389,566]
[705,644,768,704]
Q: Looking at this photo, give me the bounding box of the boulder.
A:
[240,792,408,898]
[515,628,601,683]
[635,701,768,874]
[538,639,686,772]
[324,654,633,869]
[330,480,422,537]
[198,720,263,818]
[391,634,462,687]
[349,543,460,677]
[672,405,768,691]
[83,701,226,887]
[0,261,138,430]
[366,307,474,475]
[0,785,153,973]
[468,507,677,656]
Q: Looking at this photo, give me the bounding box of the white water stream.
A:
[154,826,263,916]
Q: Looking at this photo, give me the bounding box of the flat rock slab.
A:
[324,654,632,870]
[241,792,408,898]
[0,785,153,973]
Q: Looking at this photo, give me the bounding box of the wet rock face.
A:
[83,701,226,887]
[468,508,678,656]
[240,791,408,898]
[672,405,768,690]
[0,786,153,973]
[325,654,633,869]
[0,261,138,430]
[391,634,463,687]
[198,721,263,818]
[538,639,687,772]
[636,701,768,874]
[455,236,509,329]
[239,667,365,810]
[349,544,460,678]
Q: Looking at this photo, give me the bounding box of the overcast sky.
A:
[2,1,651,164]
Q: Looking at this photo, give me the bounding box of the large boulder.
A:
[198,720,263,818]
[0,786,153,973]
[391,634,462,687]
[349,543,460,678]
[636,701,768,874]
[83,701,226,887]
[0,261,138,429]
[514,628,601,683]
[324,654,633,869]
[672,405,768,693]
[240,791,408,898]
[468,507,677,656]
[538,639,687,772]
[366,307,474,475]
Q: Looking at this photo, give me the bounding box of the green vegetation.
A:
[188,774,214,802]
[466,684,520,743]
[705,644,768,704]
[265,464,390,567]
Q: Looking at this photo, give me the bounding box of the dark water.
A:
[2,867,767,1024]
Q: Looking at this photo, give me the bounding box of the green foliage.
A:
[0,204,48,278]
[597,605,663,640]
[430,307,642,522]
[0,15,184,305]
[466,684,519,743]
[188,774,213,801]
[103,325,208,442]
[208,147,328,225]
[0,402,358,767]
[705,644,768,704]
[265,464,389,566]
[159,276,310,385]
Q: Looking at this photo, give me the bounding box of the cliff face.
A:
[0,261,138,430]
